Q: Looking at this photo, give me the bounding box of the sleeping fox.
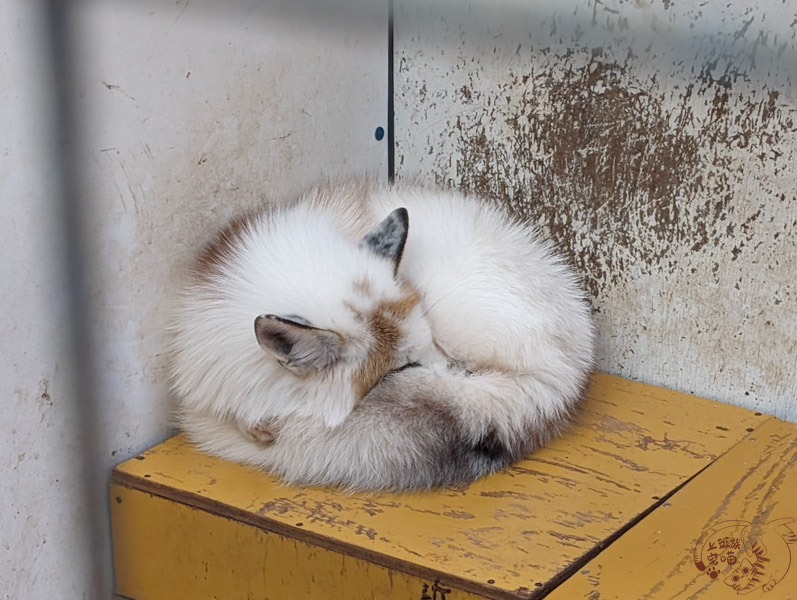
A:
[169,182,595,490]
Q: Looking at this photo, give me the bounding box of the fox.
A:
[169,181,596,490]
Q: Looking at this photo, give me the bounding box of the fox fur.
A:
[169,182,596,490]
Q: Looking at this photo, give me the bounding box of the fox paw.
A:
[240,420,278,447]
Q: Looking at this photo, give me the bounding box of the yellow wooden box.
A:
[110,374,797,599]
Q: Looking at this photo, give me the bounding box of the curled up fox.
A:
[169,182,596,490]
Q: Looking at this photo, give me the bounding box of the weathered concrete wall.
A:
[395,0,797,420]
[1,0,386,596]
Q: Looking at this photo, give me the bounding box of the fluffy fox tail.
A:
[180,365,584,490]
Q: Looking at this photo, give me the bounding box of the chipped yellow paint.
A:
[111,373,768,599]
[547,417,797,599]
[111,484,484,600]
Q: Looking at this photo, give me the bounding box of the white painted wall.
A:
[1,1,386,596]
[394,0,797,421]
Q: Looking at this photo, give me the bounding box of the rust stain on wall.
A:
[433,50,794,300]
[395,0,797,419]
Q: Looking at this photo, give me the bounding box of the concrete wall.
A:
[0,1,386,596]
[394,0,797,420]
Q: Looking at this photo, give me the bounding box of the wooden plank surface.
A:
[111,484,485,600]
[547,417,797,599]
[112,373,768,599]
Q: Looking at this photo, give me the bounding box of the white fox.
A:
[169,182,595,490]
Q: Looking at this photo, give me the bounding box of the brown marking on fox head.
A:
[193,213,254,281]
[353,277,373,297]
[351,286,421,400]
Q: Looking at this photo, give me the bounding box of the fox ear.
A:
[360,207,409,275]
[255,315,344,375]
